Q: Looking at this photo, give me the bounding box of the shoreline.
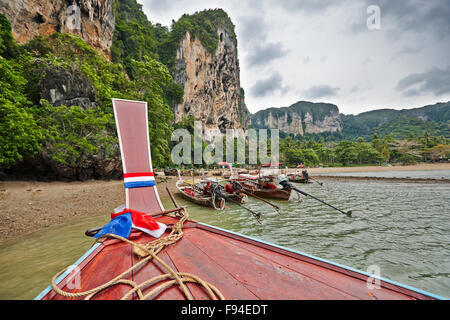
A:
[1,163,449,243]
[315,175,450,184]
[304,162,450,174]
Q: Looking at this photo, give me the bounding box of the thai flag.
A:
[123,172,155,189]
[93,205,167,239]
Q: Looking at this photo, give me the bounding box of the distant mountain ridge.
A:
[251,101,342,136]
[251,101,450,140]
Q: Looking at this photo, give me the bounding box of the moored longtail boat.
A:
[221,182,248,204]
[176,177,247,209]
[287,173,311,184]
[176,178,226,210]
[232,174,292,200]
[36,99,443,300]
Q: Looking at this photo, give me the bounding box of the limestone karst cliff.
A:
[0,2,253,179]
[0,0,115,54]
[251,101,342,136]
[171,27,250,141]
[0,1,249,140]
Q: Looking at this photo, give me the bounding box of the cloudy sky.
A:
[139,0,450,115]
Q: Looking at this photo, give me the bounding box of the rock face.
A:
[37,65,97,109]
[0,0,115,54]
[252,101,342,136]
[172,29,250,141]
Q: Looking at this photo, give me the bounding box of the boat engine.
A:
[276,174,293,190]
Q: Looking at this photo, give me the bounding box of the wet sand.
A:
[0,177,179,243]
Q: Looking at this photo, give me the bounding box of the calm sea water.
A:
[1,171,449,299]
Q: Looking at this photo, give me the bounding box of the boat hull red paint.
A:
[40,215,437,300]
[240,184,291,200]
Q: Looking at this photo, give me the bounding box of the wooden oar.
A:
[309,176,323,186]
[226,196,262,225]
[279,180,351,217]
[211,183,262,224]
[166,186,180,209]
[294,187,351,217]
[229,180,280,212]
[241,189,280,212]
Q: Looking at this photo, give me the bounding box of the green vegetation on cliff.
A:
[0,13,178,177]
[0,15,41,168]
[111,0,236,73]
[0,3,241,178]
[161,8,237,71]
[340,102,450,140]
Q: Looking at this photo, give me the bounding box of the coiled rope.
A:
[50,208,225,300]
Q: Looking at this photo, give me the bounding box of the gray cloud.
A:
[403,88,420,97]
[142,0,180,12]
[271,0,342,13]
[351,0,450,40]
[251,71,287,97]
[303,84,340,99]
[139,0,450,113]
[390,46,422,61]
[396,65,450,97]
[238,14,289,69]
[378,0,450,39]
[238,15,268,45]
[247,42,289,68]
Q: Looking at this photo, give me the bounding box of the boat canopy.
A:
[238,174,259,180]
[262,163,283,167]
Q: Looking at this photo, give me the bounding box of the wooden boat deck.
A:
[39,214,437,300]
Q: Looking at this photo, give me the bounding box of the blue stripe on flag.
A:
[124,181,156,189]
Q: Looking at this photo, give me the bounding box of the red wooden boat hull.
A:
[240,183,291,200]
[288,176,311,184]
[36,214,440,300]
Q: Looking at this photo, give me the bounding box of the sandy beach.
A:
[1,162,449,242]
[0,177,179,243]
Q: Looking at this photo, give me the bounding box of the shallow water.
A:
[1,178,449,299]
[315,169,450,179]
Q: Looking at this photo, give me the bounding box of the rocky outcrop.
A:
[172,29,250,141]
[37,65,97,109]
[4,151,123,181]
[0,0,115,54]
[264,111,305,135]
[303,110,342,134]
[251,101,342,136]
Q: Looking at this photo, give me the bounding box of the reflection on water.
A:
[1,177,449,299]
